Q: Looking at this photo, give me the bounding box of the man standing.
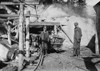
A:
[73,22,82,57]
[40,26,49,56]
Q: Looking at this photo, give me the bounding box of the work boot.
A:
[76,54,83,60]
[70,54,76,57]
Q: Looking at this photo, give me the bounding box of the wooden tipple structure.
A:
[0,0,65,71]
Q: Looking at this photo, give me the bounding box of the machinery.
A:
[0,1,65,71]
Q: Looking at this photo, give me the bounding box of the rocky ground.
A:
[0,46,100,71]
[34,47,100,71]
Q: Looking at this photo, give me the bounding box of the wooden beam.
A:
[95,32,99,54]
[0,2,39,5]
[54,25,57,35]
[0,14,38,17]
[7,21,11,45]
[29,22,60,26]
[95,16,99,54]
[18,3,24,71]
[25,17,30,58]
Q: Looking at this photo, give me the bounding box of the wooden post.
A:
[18,3,24,71]
[95,16,99,54]
[8,25,11,45]
[25,12,30,58]
[7,21,11,45]
[54,25,57,35]
[95,32,99,54]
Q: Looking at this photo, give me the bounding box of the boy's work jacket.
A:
[74,27,82,47]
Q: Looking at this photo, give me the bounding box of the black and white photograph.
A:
[0,0,100,71]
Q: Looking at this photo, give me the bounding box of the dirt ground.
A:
[36,47,100,71]
[22,47,100,71]
[1,47,100,71]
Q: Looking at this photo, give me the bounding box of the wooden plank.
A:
[0,2,39,5]
[0,14,18,17]
[29,22,60,26]
[51,43,62,45]
[0,18,18,21]
[0,14,38,17]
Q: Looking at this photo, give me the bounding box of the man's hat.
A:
[74,22,78,26]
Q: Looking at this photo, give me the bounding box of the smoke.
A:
[61,4,96,20]
[24,3,96,49]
